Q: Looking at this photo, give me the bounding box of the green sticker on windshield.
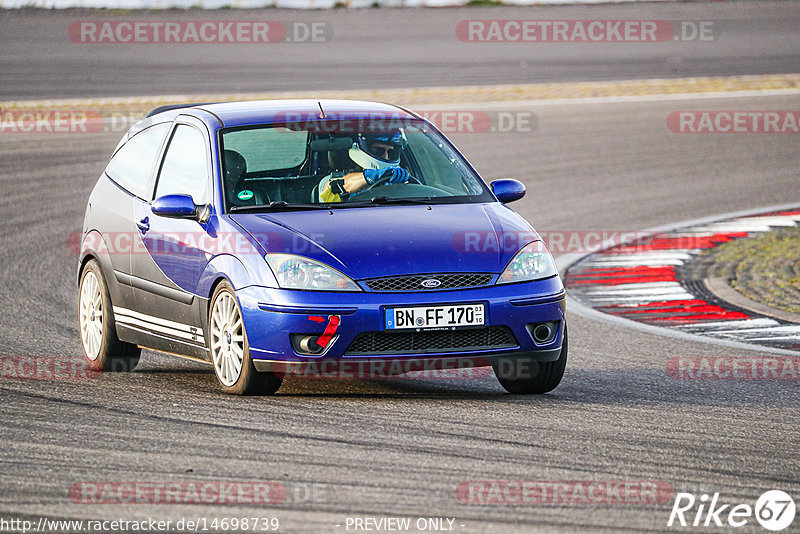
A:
[237,190,254,201]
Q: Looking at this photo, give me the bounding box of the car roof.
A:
[146,99,420,129]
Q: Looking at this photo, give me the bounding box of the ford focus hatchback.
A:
[78,100,567,395]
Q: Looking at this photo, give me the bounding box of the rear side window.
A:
[154,124,209,204]
[105,123,170,198]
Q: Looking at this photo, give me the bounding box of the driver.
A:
[318,129,411,202]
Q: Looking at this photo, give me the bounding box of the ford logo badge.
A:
[421,279,442,288]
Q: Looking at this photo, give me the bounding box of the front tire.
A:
[79,259,140,372]
[208,281,282,395]
[493,326,568,394]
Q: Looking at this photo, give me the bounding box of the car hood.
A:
[229,203,539,280]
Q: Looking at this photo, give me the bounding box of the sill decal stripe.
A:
[113,306,204,344]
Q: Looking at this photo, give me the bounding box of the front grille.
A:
[364,273,494,292]
[345,326,517,355]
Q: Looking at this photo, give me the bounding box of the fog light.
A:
[291,334,329,356]
[526,321,558,345]
[533,324,552,342]
[299,336,320,354]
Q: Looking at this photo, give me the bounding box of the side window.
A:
[105,123,170,198]
[155,124,209,204]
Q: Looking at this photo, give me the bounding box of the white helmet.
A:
[348,130,407,170]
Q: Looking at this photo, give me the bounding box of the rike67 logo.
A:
[668,490,795,531]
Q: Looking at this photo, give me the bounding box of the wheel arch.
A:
[198,254,251,341]
[197,253,252,297]
[207,276,231,311]
[77,230,114,285]
[78,253,96,284]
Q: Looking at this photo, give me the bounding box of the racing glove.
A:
[363,166,409,185]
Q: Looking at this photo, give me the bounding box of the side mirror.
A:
[491,179,526,204]
[152,194,198,219]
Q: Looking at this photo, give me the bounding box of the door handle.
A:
[136,217,150,234]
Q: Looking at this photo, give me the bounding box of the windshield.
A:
[219,118,493,211]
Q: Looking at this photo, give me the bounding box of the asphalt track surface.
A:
[1,2,800,99]
[1,3,799,534]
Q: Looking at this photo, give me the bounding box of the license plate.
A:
[384,304,485,330]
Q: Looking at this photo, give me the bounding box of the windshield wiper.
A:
[230,201,332,213]
[230,197,435,213]
[363,196,434,205]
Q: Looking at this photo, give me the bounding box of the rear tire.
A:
[493,326,568,394]
[79,259,140,372]
[208,281,282,395]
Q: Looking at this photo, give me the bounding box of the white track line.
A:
[423,88,800,110]
[673,319,781,331]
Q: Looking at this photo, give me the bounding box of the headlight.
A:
[497,241,557,284]
[265,254,361,291]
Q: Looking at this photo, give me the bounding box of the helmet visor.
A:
[367,142,401,161]
[357,131,406,164]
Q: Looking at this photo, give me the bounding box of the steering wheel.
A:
[363,170,422,192]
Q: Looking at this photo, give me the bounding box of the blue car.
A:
[78,100,566,395]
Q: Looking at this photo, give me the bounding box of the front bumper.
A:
[236,276,566,370]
